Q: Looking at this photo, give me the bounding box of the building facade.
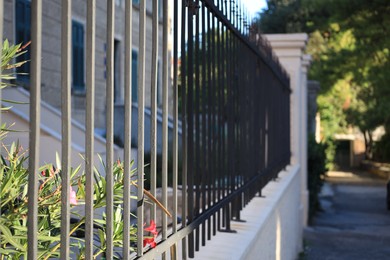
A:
[3,0,169,136]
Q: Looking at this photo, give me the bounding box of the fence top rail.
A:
[201,0,290,89]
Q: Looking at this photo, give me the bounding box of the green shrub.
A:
[0,146,138,259]
[307,134,327,221]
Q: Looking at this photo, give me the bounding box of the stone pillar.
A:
[264,33,309,228]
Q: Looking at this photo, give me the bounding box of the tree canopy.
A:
[254,0,390,162]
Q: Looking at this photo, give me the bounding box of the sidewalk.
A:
[302,170,390,260]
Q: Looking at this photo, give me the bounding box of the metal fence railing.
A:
[0,0,290,259]
[176,0,290,258]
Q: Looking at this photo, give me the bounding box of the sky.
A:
[244,0,268,20]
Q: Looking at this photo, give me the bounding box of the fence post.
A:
[84,0,96,258]
[27,1,42,258]
[60,0,72,258]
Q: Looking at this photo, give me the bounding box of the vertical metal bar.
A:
[105,0,115,258]
[194,0,201,252]
[60,0,71,258]
[187,1,195,257]
[236,1,240,32]
[235,2,239,30]
[216,17,222,230]
[225,19,234,231]
[260,63,266,196]
[137,0,146,256]
[85,0,96,259]
[150,0,158,226]
[123,0,133,257]
[246,8,249,36]
[172,0,179,236]
[180,0,188,257]
[27,1,41,259]
[181,71,188,259]
[162,0,169,250]
[206,10,212,240]
[228,0,231,21]
[230,0,234,26]
[240,2,243,34]
[201,1,207,247]
[172,0,179,258]
[211,14,217,236]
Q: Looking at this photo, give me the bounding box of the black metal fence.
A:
[0,0,289,259]
[146,0,291,258]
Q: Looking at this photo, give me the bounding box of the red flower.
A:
[143,237,157,248]
[144,220,158,236]
[143,220,158,248]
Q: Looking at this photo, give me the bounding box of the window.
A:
[133,0,139,5]
[132,50,138,103]
[114,40,120,103]
[15,0,31,82]
[72,21,85,92]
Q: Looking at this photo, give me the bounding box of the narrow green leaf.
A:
[0,224,26,250]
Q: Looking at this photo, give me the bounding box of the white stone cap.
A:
[264,33,308,49]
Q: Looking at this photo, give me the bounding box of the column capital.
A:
[264,33,308,58]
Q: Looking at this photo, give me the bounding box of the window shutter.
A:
[15,0,31,81]
[132,50,138,103]
[72,21,85,92]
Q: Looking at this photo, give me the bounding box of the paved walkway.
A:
[303,170,390,260]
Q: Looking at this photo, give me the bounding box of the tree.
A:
[254,0,390,163]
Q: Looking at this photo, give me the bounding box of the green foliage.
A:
[1,40,30,135]
[0,147,137,259]
[254,0,330,34]
[307,135,326,221]
[255,0,390,167]
[1,39,30,89]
